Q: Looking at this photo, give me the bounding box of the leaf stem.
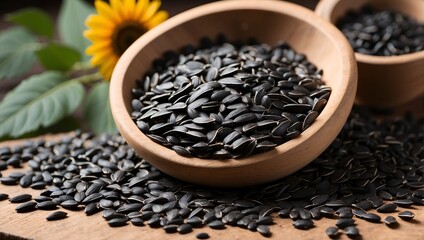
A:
[71,61,94,72]
[72,72,103,84]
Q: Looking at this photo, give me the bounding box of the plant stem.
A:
[71,61,95,72]
[72,72,103,84]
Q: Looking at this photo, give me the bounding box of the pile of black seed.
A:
[131,37,330,159]
[0,108,423,239]
[337,5,424,56]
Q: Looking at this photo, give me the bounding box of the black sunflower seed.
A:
[292,219,314,230]
[10,194,32,203]
[398,211,415,221]
[384,216,397,227]
[15,201,37,213]
[376,203,397,213]
[46,211,68,221]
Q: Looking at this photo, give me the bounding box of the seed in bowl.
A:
[336,5,424,56]
[131,37,331,159]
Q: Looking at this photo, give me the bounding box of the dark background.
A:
[0,0,318,99]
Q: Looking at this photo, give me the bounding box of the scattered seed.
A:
[325,226,339,238]
[46,211,68,221]
[384,216,397,227]
[398,211,415,221]
[376,203,397,213]
[10,194,32,203]
[196,232,210,239]
[108,217,128,227]
[257,224,272,237]
[177,223,192,234]
[15,201,37,213]
[292,219,314,230]
[0,193,9,201]
[345,226,360,239]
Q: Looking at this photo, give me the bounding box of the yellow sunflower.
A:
[84,0,168,80]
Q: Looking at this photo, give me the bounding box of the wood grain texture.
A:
[0,135,423,240]
[110,0,357,187]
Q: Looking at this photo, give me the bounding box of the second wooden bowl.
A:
[316,0,424,108]
[110,0,357,187]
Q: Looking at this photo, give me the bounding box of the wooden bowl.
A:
[110,0,357,187]
[316,0,424,108]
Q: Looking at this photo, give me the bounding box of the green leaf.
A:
[84,82,117,134]
[6,8,54,38]
[0,27,40,80]
[36,43,81,71]
[0,71,84,138]
[58,0,95,61]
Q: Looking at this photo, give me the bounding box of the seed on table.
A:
[376,203,397,213]
[325,226,339,238]
[398,211,415,221]
[15,201,37,213]
[0,177,18,185]
[292,219,314,230]
[163,224,179,233]
[196,232,210,239]
[130,217,144,226]
[257,225,272,237]
[352,209,367,219]
[338,209,353,219]
[336,218,355,229]
[256,216,273,225]
[0,193,8,201]
[278,208,291,218]
[30,181,46,189]
[108,217,128,227]
[1,102,424,237]
[19,174,32,188]
[320,207,335,218]
[9,194,32,203]
[46,211,68,221]
[60,200,80,209]
[208,220,225,229]
[352,200,373,211]
[384,216,397,227]
[362,213,381,223]
[186,216,203,228]
[177,223,192,234]
[344,226,360,239]
[36,201,58,210]
[393,199,414,208]
[84,203,100,216]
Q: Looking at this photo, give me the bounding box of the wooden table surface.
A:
[0,135,423,240]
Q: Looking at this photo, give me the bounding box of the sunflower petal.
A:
[99,57,118,80]
[123,0,136,19]
[141,0,161,22]
[85,15,114,29]
[110,0,125,21]
[134,0,148,20]
[145,10,168,29]
[84,29,113,41]
[90,49,116,66]
[95,0,121,23]
[86,40,112,55]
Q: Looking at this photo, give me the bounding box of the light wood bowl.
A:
[316,0,424,108]
[110,0,357,187]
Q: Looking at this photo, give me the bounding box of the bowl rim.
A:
[110,0,357,170]
[315,0,424,65]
